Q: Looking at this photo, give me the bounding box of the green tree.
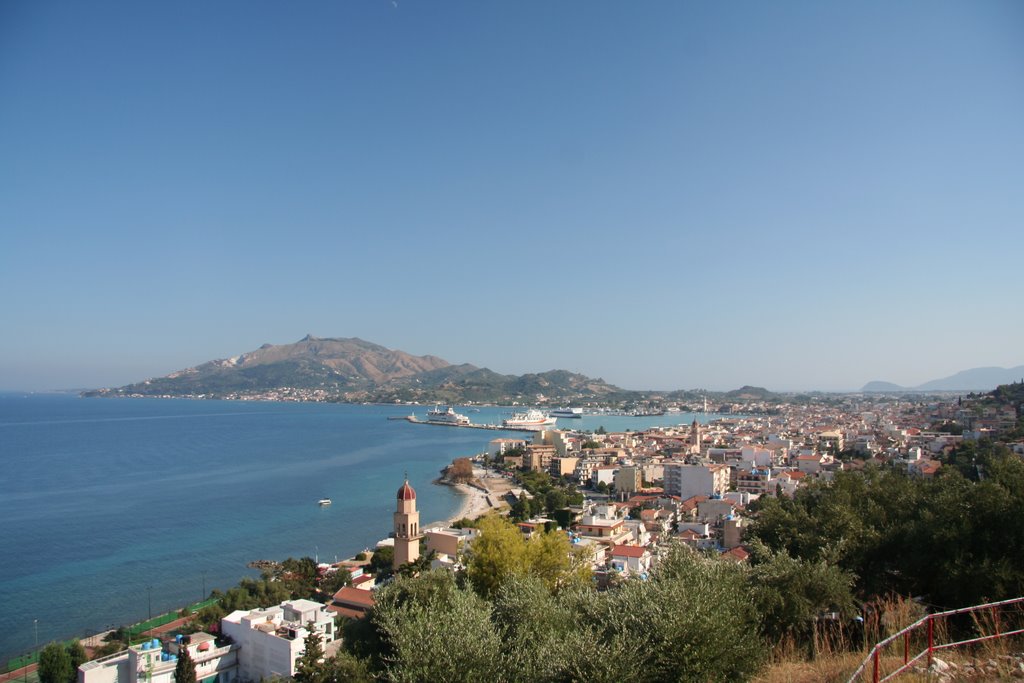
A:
[747,541,856,642]
[508,494,530,522]
[369,546,395,579]
[544,488,567,515]
[466,515,529,598]
[396,551,435,578]
[371,571,502,682]
[747,454,1024,610]
[294,626,326,683]
[173,646,196,683]
[526,527,591,593]
[38,643,73,683]
[618,543,762,681]
[491,576,583,681]
[318,567,351,596]
[67,641,88,674]
[279,557,320,598]
[467,515,590,599]
[324,651,373,683]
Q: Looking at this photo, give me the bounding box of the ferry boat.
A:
[426,405,471,425]
[549,407,583,419]
[318,498,332,506]
[503,409,557,429]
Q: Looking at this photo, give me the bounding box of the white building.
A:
[221,599,336,682]
[663,463,729,499]
[609,545,653,577]
[79,634,238,683]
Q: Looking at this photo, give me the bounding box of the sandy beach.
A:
[444,467,515,524]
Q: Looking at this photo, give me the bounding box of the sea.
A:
[0,393,716,662]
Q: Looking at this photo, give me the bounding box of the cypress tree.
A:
[174,645,197,683]
[294,626,325,683]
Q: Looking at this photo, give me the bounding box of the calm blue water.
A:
[0,395,713,661]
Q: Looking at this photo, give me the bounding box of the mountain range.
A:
[83,336,629,404]
[862,365,1024,393]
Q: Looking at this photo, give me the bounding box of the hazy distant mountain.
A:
[724,385,777,400]
[861,365,1024,393]
[83,336,624,403]
[861,380,907,392]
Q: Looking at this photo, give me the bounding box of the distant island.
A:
[82,335,653,405]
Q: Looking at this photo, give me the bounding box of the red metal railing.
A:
[846,596,1024,683]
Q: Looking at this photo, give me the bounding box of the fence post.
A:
[927,615,934,668]
[873,647,880,683]
[903,631,909,665]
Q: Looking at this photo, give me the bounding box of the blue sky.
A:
[2,1,1022,392]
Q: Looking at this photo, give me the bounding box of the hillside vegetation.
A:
[83,336,626,404]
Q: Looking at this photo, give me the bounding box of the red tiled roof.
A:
[333,586,375,608]
[679,495,708,512]
[611,544,648,558]
[327,605,367,620]
[722,547,750,562]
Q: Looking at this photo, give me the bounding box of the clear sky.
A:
[2,1,1022,392]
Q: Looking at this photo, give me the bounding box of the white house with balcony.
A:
[78,633,238,683]
[221,599,336,682]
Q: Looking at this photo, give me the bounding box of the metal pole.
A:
[927,615,934,667]
[202,571,207,601]
[34,619,38,649]
[147,586,152,620]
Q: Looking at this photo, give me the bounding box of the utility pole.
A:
[202,571,207,602]
[33,619,38,649]
[147,586,152,620]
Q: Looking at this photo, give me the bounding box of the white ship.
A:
[503,409,557,429]
[426,405,471,425]
[549,407,583,419]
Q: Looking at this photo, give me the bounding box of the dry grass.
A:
[754,595,948,683]
[755,595,1024,682]
[752,652,869,683]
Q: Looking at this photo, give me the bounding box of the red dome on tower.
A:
[397,480,416,500]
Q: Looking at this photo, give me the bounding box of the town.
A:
[32,384,1020,683]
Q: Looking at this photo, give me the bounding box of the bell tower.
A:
[690,419,702,455]
[393,477,422,569]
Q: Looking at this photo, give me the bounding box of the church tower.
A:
[690,419,702,455]
[393,477,422,569]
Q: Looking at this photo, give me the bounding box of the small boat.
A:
[318,498,332,506]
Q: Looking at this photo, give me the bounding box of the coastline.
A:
[430,467,512,527]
